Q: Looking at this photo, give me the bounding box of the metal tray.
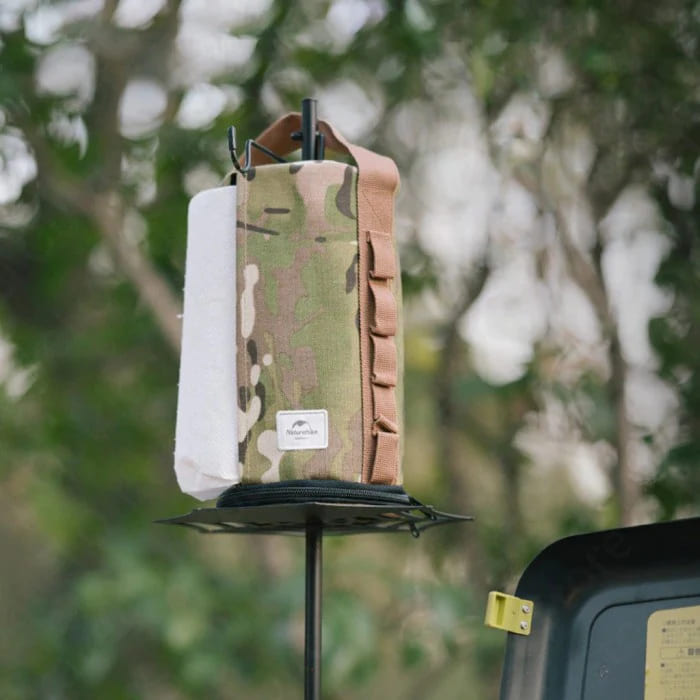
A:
[156,501,471,537]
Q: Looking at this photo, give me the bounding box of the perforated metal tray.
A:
[157,481,471,536]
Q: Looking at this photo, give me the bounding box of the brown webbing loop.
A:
[367,229,396,280]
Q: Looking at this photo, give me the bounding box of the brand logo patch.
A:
[276,410,328,451]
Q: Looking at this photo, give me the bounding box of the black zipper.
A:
[216,480,420,508]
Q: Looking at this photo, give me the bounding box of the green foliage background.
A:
[0,1,698,698]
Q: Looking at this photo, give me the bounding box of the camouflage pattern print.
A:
[236,161,363,482]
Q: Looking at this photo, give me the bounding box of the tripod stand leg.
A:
[305,524,322,699]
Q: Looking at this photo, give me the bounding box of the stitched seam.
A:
[242,176,250,474]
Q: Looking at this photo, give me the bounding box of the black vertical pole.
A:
[302,96,322,692]
[304,524,322,699]
[301,98,318,161]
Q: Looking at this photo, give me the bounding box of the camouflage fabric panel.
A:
[236,161,362,483]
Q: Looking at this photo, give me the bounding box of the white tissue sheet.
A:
[174,185,240,500]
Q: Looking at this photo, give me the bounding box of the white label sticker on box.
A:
[276,410,328,451]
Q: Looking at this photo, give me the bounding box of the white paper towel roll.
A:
[174,185,240,500]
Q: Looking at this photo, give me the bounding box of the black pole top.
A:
[301,98,318,160]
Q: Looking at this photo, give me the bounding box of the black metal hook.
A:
[228,97,325,177]
[228,126,288,177]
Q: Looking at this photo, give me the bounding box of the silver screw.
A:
[520,621,529,630]
[521,604,531,614]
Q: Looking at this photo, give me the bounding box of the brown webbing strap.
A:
[246,113,400,484]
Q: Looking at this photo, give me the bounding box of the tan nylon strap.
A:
[367,230,396,279]
[249,113,400,485]
[368,278,397,336]
[372,432,399,485]
[373,384,397,425]
[370,334,397,387]
[374,412,399,435]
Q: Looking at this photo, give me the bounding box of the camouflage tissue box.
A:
[235,156,402,486]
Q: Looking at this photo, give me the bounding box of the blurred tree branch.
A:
[557,214,634,524]
[11,1,184,353]
[436,267,490,591]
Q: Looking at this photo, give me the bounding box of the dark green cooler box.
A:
[497,517,700,700]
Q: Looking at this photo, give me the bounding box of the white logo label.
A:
[276,410,328,451]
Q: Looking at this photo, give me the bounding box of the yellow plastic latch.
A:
[484,591,534,636]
